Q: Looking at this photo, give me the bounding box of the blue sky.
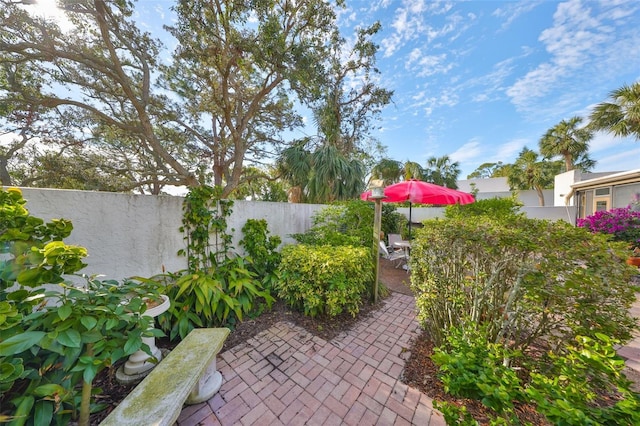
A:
[35,0,640,179]
[335,0,640,178]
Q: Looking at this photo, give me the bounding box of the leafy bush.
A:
[291,201,404,248]
[432,329,640,425]
[432,326,523,417]
[276,244,372,317]
[526,334,640,425]
[161,189,274,341]
[578,206,640,250]
[411,216,637,351]
[0,188,160,425]
[239,219,282,291]
[444,196,524,221]
[157,257,274,341]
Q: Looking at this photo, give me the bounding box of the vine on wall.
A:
[178,185,234,272]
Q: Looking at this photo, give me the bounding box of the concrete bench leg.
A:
[186,357,223,405]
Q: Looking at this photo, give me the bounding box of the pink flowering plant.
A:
[577,206,640,252]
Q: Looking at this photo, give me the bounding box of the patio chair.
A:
[387,233,404,252]
[379,241,407,268]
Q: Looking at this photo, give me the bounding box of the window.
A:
[594,187,610,196]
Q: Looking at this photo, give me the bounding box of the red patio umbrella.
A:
[361,179,475,238]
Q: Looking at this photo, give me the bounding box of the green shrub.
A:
[0,188,160,425]
[432,329,640,425]
[157,257,274,341]
[276,244,372,317]
[526,334,640,425]
[412,213,640,425]
[432,326,523,417]
[239,219,282,291]
[291,201,404,248]
[163,187,275,340]
[444,196,524,221]
[411,216,637,351]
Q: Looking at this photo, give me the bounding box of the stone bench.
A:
[100,327,230,426]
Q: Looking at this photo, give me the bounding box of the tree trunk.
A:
[564,154,573,172]
[536,186,545,206]
[0,157,12,186]
[288,186,302,203]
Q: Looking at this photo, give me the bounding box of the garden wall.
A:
[18,188,324,281]
[16,188,574,282]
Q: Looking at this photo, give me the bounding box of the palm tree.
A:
[539,116,595,172]
[277,141,312,203]
[507,148,561,206]
[402,161,424,181]
[277,138,366,203]
[369,158,403,186]
[307,144,365,203]
[424,155,460,188]
[589,82,640,140]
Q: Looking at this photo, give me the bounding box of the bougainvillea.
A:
[577,206,640,249]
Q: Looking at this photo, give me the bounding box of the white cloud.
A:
[408,53,454,77]
[590,131,634,153]
[506,0,640,114]
[450,139,482,163]
[467,57,516,102]
[411,89,459,116]
[492,0,544,31]
[507,0,607,109]
[507,63,564,107]
[594,146,640,172]
[493,138,530,162]
[380,0,467,57]
[153,4,166,20]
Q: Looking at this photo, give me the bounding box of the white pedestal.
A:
[116,295,170,382]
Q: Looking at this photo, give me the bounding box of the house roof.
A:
[571,169,640,190]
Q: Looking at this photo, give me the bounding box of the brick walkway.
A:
[176,285,640,425]
[176,293,446,425]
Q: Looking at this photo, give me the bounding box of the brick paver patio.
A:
[176,285,640,425]
[176,293,446,425]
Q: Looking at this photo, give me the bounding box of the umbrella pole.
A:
[408,202,412,239]
[372,197,383,304]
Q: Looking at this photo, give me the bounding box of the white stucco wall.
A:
[13,187,578,282]
[554,170,581,207]
[20,188,186,281]
[458,178,510,193]
[227,201,325,250]
[16,189,325,282]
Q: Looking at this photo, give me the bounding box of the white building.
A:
[554,169,640,219]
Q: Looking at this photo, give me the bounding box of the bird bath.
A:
[116,294,170,384]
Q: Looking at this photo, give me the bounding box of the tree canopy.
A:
[507,147,561,206]
[589,82,640,141]
[423,155,460,189]
[1,0,390,198]
[539,116,594,172]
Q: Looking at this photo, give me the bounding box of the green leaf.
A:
[57,329,81,348]
[81,330,103,344]
[0,331,45,356]
[105,318,119,330]
[33,383,65,397]
[15,268,41,287]
[8,395,34,426]
[57,304,72,321]
[83,363,98,384]
[0,362,16,380]
[80,316,98,330]
[123,336,142,355]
